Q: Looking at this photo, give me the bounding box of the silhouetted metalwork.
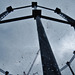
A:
[70,51,75,63]
[27,50,40,75]
[0,14,71,25]
[32,2,37,8]
[0,15,71,25]
[0,2,75,75]
[37,5,75,28]
[60,51,75,75]
[37,5,54,11]
[41,15,70,24]
[0,68,5,74]
[66,62,74,75]
[23,71,26,75]
[0,15,33,24]
[54,8,75,28]
[5,71,9,75]
[13,5,31,10]
[32,3,61,73]
[35,15,61,75]
[0,5,32,21]
[60,64,67,72]
[0,68,12,75]
[0,6,13,21]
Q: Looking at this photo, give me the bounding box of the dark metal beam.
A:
[0,15,33,24]
[0,6,13,21]
[54,8,75,28]
[36,16,61,75]
[32,8,61,75]
[13,5,31,10]
[66,62,75,75]
[37,5,54,11]
[41,15,71,25]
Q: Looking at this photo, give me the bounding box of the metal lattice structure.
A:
[0,2,75,75]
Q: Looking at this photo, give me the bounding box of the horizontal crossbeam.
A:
[0,14,72,25]
[0,15,33,24]
[37,5,54,11]
[13,5,31,10]
[41,15,71,25]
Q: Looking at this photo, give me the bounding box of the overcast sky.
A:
[0,0,75,75]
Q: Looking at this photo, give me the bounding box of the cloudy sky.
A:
[0,0,75,75]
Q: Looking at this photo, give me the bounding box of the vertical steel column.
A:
[32,4,61,74]
[35,15,61,75]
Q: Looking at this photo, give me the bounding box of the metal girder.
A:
[0,15,33,24]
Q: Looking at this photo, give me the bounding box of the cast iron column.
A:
[32,9,61,75]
